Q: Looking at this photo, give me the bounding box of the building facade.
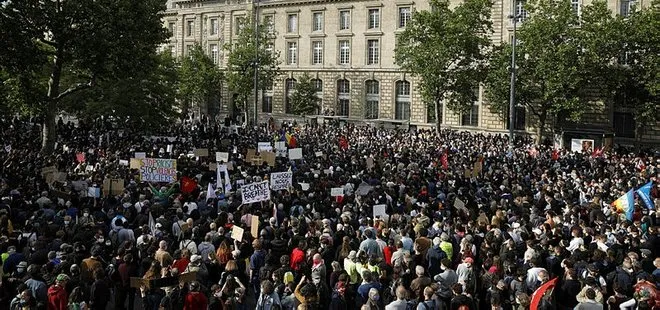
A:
[163,0,658,145]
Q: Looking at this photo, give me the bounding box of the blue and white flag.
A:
[636,181,654,210]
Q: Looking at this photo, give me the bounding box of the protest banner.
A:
[138,158,177,183]
[270,172,293,191]
[134,152,146,159]
[258,142,272,152]
[373,204,388,221]
[289,148,303,160]
[231,226,244,242]
[331,187,344,197]
[216,152,229,163]
[130,158,141,169]
[194,148,209,157]
[241,181,270,204]
[251,216,260,238]
[102,179,125,197]
[274,141,287,157]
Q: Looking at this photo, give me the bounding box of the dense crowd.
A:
[0,116,658,310]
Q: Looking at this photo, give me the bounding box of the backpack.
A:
[406,301,418,310]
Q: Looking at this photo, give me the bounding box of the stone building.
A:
[163,0,658,146]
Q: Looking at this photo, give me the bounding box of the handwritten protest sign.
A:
[289,148,303,160]
[231,226,244,242]
[373,204,388,221]
[258,142,272,152]
[216,152,229,163]
[270,172,292,191]
[331,187,344,197]
[241,181,270,204]
[138,158,177,183]
[194,148,209,157]
[274,141,287,157]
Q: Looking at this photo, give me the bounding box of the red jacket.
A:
[47,284,68,310]
[184,291,208,310]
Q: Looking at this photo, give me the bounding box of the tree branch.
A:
[55,77,96,101]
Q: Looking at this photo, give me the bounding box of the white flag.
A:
[149,212,156,236]
[224,167,232,193]
[207,182,216,199]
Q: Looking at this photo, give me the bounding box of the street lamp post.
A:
[508,14,520,149]
[253,0,260,126]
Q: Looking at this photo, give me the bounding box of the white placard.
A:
[454,198,468,213]
[570,139,594,153]
[119,160,129,166]
[258,142,273,152]
[241,181,271,204]
[216,152,229,163]
[231,226,244,242]
[299,183,310,191]
[270,172,293,191]
[134,152,146,159]
[289,148,303,160]
[87,187,101,198]
[315,151,323,157]
[167,144,173,153]
[331,187,344,197]
[373,204,388,221]
[275,141,287,157]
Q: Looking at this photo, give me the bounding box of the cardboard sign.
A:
[103,179,125,197]
[258,142,272,152]
[289,148,303,160]
[130,158,141,169]
[231,226,244,242]
[194,148,209,157]
[138,158,177,183]
[299,182,310,191]
[261,151,276,167]
[251,216,260,238]
[216,152,229,163]
[41,166,57,177]
[270,172,293,191]
[241,181,271,204]
[134,152,146,159]
[373,204,388,221]
[331,187,344,197]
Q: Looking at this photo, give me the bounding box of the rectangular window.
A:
[262,94,273,113]
[313,12,323,32]
[571,0,581,16]
[168,22,176,35]
[365,80,379,119]
[287,14,298,33]
[461,105,479,127]
[263,15,274,33]
[398,7,411,28]
[395,81,411,120]
[186,20,194,37]
[235,17,245,35]
[339,40,350,65]
[620,0,636,16]
[210,44,219,64]
[339,10,351,30]
[506,106,526,130]
[367,39,379,65]
[368,9,380,29]
[210,18,218,35]
[515,1,528,22]
[613,112,636,138]
[287,41,298,65]
[312,41,323,65]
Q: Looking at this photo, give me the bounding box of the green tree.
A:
[395,0,493,131]
[288,73,321,116]
[178,44,224,119]
[0,0,169,151]
[60,51,180,128]
[224,16,281,122]
[485,0,587,143]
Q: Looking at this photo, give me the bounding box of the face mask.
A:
[313,259,321,264]
[16,268,25,273]
[64,221,70,225]
[105,240,112,246]
[97,238,104,243]
[84,213,89,217]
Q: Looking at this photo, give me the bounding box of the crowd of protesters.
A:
[0,115,658,310]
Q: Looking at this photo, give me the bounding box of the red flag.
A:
[441,152,448,170]
[339,136,349,151]
[288,135,298,149]
[76,153,86,163]
[530,278,558,310]
[180,176,197,194]
[591,147,603,158]
[551,149,559,161]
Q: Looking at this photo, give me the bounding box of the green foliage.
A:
[485,0,586,142]
[60,51,180,128]
[0,0,169,150]
[395,0,493,128]
[178,44,224,117]
[288,73,321,116]
[224,16,281,110]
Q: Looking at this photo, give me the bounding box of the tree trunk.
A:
[43,53,63,153]
[535,110,547,145]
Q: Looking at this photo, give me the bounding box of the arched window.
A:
[395,81,410,120]
[285,78,296,113]
[337,79,350,116]
[365,80,379,119]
